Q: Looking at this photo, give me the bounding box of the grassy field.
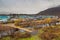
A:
[1,25,60,40]
[0,35,41,40]
[0,29,43,40]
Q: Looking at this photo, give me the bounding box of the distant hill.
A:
[37,6,60,17]
[0,12,36,15]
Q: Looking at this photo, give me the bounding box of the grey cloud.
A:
[0,0,60,14]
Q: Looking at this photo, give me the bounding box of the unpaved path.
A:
[2,23,33,32]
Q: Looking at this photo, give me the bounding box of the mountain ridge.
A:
[37,6,60,17]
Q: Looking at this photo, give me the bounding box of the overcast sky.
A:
[0,0,60,14]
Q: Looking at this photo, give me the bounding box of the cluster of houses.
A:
[0,15,58,22]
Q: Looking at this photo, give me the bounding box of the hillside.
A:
[37,6,60,17]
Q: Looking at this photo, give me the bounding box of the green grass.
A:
[0,37,11,40]
[0,35,41,40]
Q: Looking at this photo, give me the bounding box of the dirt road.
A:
[2,23,33,32]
